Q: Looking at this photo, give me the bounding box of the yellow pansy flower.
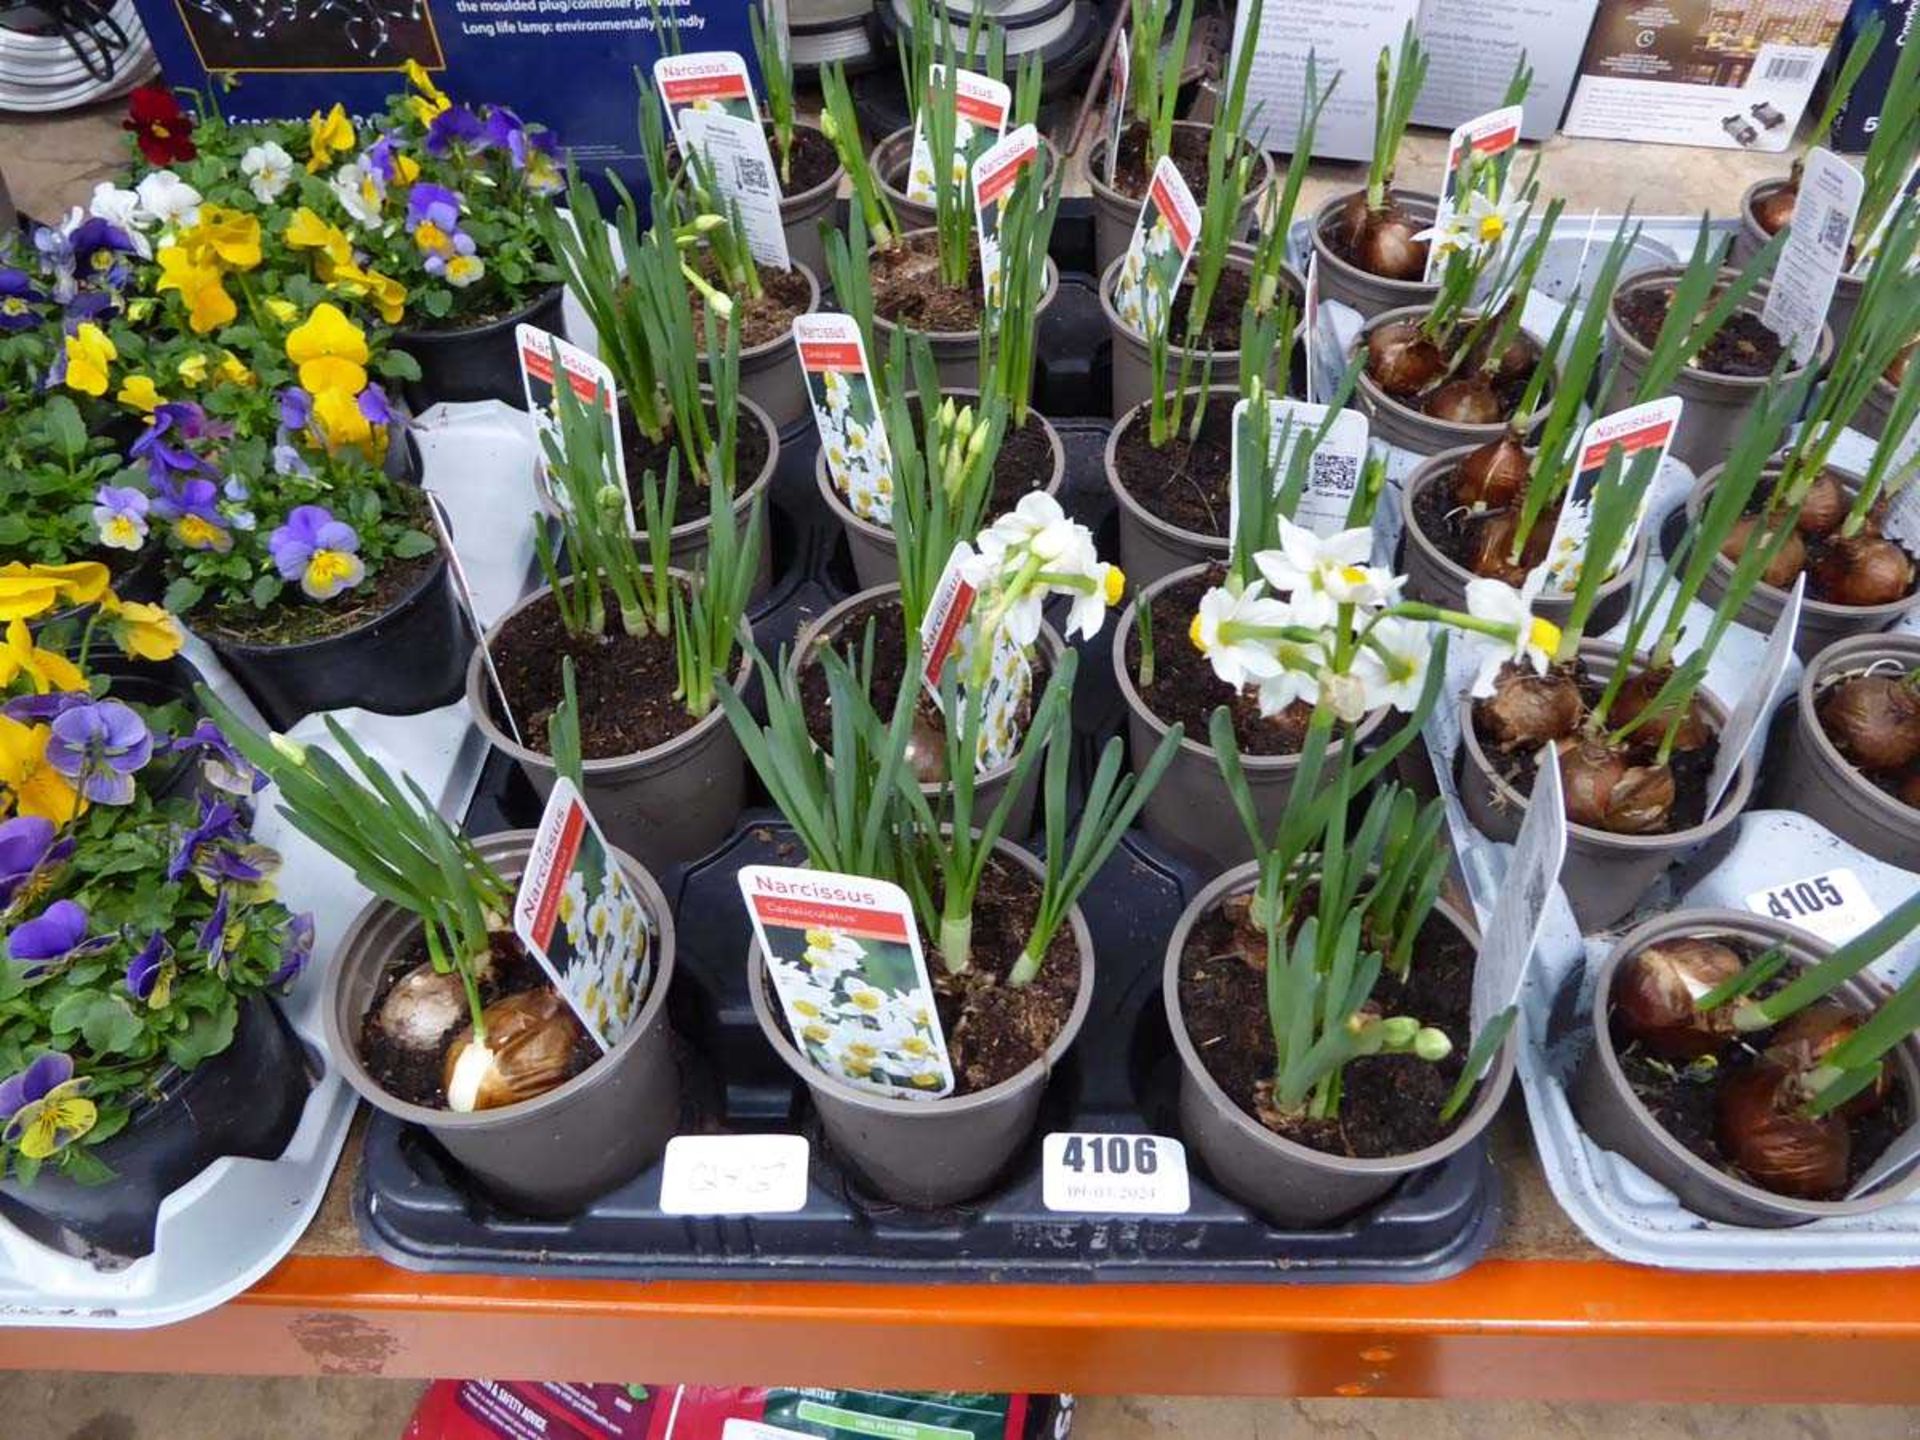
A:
[404,59,451,125]
[0,620,86,694]
[285,303,369,395]
[9,1074,96,1161]
[62,324,116,397]
[115,373,162,413]
[264,297,299,324]
[217,350,255,386]
[310,385,374,455]
[190,206,263,271]
[100,595,185,662]
[176,352,209,386]
[284,207,354,272]
[328,260,407,324]
[0,716,83,823]
[307,104,356,172]
[0,561,109,608]
[155,246,235,334]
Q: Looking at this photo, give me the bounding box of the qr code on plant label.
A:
[1818,205,1851,254]
[735,153,771,192]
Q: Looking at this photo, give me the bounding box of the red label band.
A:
[1149,175,1194,251]
[1579,421,1672,472]
[662,73,746,104]
[975,150,1034,205]
[800,341,863,371]
[528,806,587,950]
[956,92,1006,126]
[755,894,912,942]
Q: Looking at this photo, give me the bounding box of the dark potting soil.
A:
[763,852,1080,1096]
[1111,393,1236,537]
[1178,893,1477,1158]
[1616,286,1785,377]
[1161,262,1256,352]
[778,124,841,194]
[1410,461,1558,584]
[490,586,713,759]
[1610,940,1911,1196]
[1110,122,1214,205]
[871,231,987,334]
[796,592,1049,777]
[689,263,815,349]
[194,547,439,648]
[622,412,772,529]
[1127,567,1312,756]
[358,931,598,1110]
[1473,658,1721,835]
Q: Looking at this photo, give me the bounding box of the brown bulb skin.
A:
[1356,213,1430,281]
[443,990,584,1112]
[1466,331,1538,386]
[1611,669,1712,757]
[1467,509,1549,585]
[1818,673,1920,771]
[1890,343,1913,388]
[1477,668,1583,751]
[1366,321,1446,396]
[1715,1062,1849,1200]
[1752,181,1798,236]
[1612,937,1744,1059]
[1424,377,1505,426]
[1721,514,1807,588]
[1557,737,1674,833]
[1449,432,1532,511]
[1809,535,1916,607]
[1795,471,1848,538]
[1764,1002,1890,1120]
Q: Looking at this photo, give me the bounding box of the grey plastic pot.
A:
[324,831,679,1216]
[467,581,751,876]
[781,123,845,282]
[717,260,820,432]
[815,400,1066,591]
[791,584,1062,839]
[1603,266,1832,476]
[873,127,1065,242]
[1104,386,1234,589]
[536,392,779,600]
[1769,633,1920,871]
[1356,305,1557,457]
[1309,189,1442,321]
[1113,564,1390,878]
[1571,908,1920,1228]
[1857,370,1902,442]
[1399,446,1647,632]
[1165,864,1517,1226]
[868,228,1059,394]
[1085,122,1275,278]
[1689,460,1920,662]
[747,838,1093,1207]
[1100,249,1305,420]
[1732,178,1864,345]
[1458,639,1758,931]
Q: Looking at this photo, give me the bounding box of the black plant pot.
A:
[205,554,471,729]
[392,285,566,412]
[0,997,312,1261]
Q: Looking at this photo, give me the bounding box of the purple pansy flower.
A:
[364,133,406,185]
[46,700,152,806]
[198,888,232,968]
[0,268,41,331]
[93,484,150,552]
[272,443,312,479]
[424,105,485,155]
[2,691,92,724]
[130,402,212,487]
[169,794,245,883]
[66,218,136,288]
[268,913,315,988]
[125,931,171,1003]
[358,382,394,426]
[221,476,256,532]
[278,386,313,433]
[169,719,265,795]
[405,182,462,231]
[0,817,73,910]
[7,899,110,973]
[269,505,365,600]
[0,1052,93,1158]
[152,476,231,553]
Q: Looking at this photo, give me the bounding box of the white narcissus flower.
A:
[1465,570,1561,698]
[978,490,1082,567]
[1257,662,1319,719]
[134,171,201,231]
[87,184,152,257]
[1462,190,1524,251]
[1254,519,1398,619]
[1188,580,1293,690]
[973,493,1123,645]
[1351,615,1434,712]
[241,141,295,204]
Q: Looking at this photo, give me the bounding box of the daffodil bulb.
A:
[442,990,583,1113]
[378,960,481,1052]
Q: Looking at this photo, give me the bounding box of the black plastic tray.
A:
[352,263,1502,1285]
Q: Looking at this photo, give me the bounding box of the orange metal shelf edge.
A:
[5,1254,1920,1402]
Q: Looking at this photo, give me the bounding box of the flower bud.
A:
[270,733,309,765]
[1414,1027,1453,1062]
[1380,1016,1421,1047]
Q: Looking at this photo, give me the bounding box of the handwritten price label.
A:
[658,1134,810,1215]
[1041,1132,1190,1215]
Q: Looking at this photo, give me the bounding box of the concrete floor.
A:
[0,1378,1915,1439]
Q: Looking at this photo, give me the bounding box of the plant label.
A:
[1706,572,1803,813]
[971,123,1042,322]
[517,324,633,531]
[793,313,894,525]
[920,542,1033,772]
[514,778,656,1052]
[655,52,793,272]
[1112,156,1201,346]
[658,1134,811,1215]
[1471,742,1567,1037]
[1424,104,1526,283]
[1227,398,1371,544]
[1105,28,1130,187]
[1760,147,1863,366]
[1881,433,1920,548]
[424,491,521,746]
[1534,397,1683,595]
[1041,1132,1190,1215]
[1744,867,1883,948]
[738,865,955,1100]
[906,65,1011,206]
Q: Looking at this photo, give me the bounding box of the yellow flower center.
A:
[176,515,225,549]
[1478,214,1506,244]
[1103,567,1126,604]
[1339,564,1369,587]
[1188,613,1209,652]
[1528,616,1562,654]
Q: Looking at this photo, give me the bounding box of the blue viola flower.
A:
[0,817,73,910]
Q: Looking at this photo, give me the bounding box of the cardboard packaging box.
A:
[1563,0,1852,151]
[1831,0,1916,151]
[1413,0,1607,141]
